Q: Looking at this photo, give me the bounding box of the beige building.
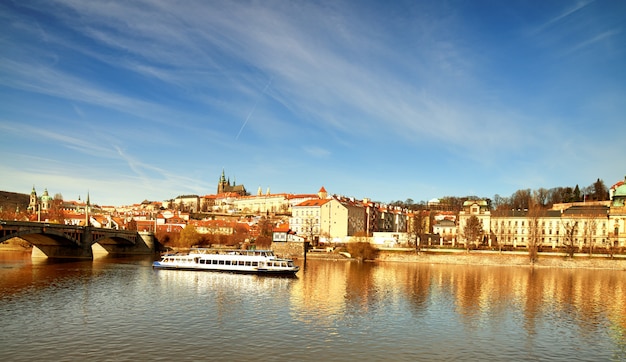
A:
[290,195,367,244]
[458,199,621,250]
[458,200,491,246]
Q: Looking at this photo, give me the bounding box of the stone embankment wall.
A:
[272,242,306,259]
[277,243,626,270]
[376,250,626,270]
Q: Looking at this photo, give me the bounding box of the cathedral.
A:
[217,170,248,196]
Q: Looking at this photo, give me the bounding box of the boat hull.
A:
[152,261,300,276]
[152,248,300,276]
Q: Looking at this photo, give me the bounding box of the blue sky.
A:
[1,0,625,206]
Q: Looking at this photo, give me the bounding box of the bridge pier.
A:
[31,242,94,260]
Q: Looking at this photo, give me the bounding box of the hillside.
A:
[0,191,29,213]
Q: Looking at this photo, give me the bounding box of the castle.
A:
[217,169,248,196]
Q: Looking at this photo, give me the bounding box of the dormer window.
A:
[471,205,479,214]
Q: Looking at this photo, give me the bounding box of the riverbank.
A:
[304,248,626,270]
[3,242,625,270]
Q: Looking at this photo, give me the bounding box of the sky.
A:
[1,0,625,207]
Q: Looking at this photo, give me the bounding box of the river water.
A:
[0,251,624,361]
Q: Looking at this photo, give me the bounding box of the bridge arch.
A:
[0,227,82,246]
[1,221,155,259]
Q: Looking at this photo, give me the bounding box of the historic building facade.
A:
[27,186,53,212]
[217,169,247,196]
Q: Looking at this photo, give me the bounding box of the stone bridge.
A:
[0,220,156,259]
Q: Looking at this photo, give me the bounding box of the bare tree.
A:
[411,211,427,252]
[532,188,549,208]
[347,231,377,261]
[562,221,578,258]
[511,189,532,210]
[581,211,601,256]
[492,194,509,211]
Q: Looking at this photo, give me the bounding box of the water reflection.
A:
[294,259,626,360]
[1,252,625,361]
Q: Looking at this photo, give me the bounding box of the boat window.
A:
[245,261,251,266]
[252,262,258,266]
[238,261,245,266]
[219,260,225,265]
[225,260,231,265]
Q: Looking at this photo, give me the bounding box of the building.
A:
[609,177,626,247]
[174,194,200,213]
[290,193,368,244]
[458,200,491,246]
[433,218,457,243]
[217,169,247,196]
[27,186,53,212]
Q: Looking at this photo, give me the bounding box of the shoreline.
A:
[3,244,625,271]
[305,249,626,271]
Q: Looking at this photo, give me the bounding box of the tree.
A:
[462,215,483,251]
[46,196,66,224]
[178,224,201,248]
[592,178,608,201]
[511,189,531,210]
[347,231,378,261]
[581,211,601,255]
[410,211,427,252]
[573,185,581,202]
[562,221,578,258]
[492,194,510,212]
[229,223,249,246]
[532,188,549,208]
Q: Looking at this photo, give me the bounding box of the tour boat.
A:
[152,248,300,276]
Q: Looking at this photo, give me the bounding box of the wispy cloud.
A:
[37,0,492,148]
[0,122,113,157]
[534,0,595,33]
[564,29,621,55]
[2,0,624,204]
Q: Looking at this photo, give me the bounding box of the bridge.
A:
[0,220,156,259]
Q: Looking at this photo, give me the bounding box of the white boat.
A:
[152,248,300,276]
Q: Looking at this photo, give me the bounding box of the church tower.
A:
[318,186,328,199]
[28,186,38,212]
[41,188,52,211]
[217,169,228,194]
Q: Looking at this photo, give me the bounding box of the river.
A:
[0,251,624,361]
